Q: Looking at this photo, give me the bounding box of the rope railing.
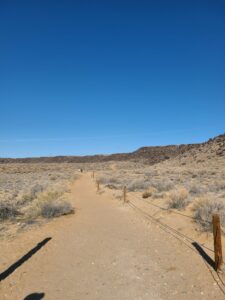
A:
[92,169,225,296]
[130,193,225,236]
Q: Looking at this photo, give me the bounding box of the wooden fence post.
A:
[123,186,127,203]
[96,180,100,192]
[212,214,223,271]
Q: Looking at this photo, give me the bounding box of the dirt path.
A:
[0,174,224,299]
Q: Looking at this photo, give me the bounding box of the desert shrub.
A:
[97,176,120,186]
[208,181,225,192]
[142,187,157,199]
[144,170,158,177]
[20,184,45,205]
[193,197,225,231]
[0,202,20,220]
[152,180,174,192]
[20,194,34,205]
[127,179,149,192]
[31,184,45,196]
[0,178,6,187]
[189,183,203,195]
[40,200,74,218]
[27,190,74,219]
[167,187,189,210]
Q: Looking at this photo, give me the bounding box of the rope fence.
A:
[91,170,225,295]
[91,172,224,273]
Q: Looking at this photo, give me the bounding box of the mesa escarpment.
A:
[0,133,224,165]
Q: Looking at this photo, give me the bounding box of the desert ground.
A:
[0,134,225,299]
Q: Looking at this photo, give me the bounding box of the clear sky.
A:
[0,0,225,158]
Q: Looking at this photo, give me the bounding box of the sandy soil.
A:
[0,174,224,299]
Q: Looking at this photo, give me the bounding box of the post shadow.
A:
[192,242,215,270]
[0,237,52,281]
[24,293,45,300]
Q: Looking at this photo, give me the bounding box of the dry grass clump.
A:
[151,180,174,192]
[193,197,225,231]
[19,183,45,206]
[26,190,74,219]
[94,151,225,233]
[0,163,79,236]
[142,187,157,199]
[167,187,189,210]
[127,179,149,192]
[188,183,204,195]
[97,176,121,188]
[0,202,20,220]
[208,181,225,192]
[40,200,74,218]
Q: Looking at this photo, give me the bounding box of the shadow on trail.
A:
[24,293,45,300]
[192,242,215,270]
[0,237,52,281]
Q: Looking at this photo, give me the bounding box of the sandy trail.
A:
[0,174,224,299]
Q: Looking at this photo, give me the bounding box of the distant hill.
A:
[0,134,224,164]
[174,133,225,162]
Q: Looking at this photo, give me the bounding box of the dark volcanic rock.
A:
[0,133,224,165]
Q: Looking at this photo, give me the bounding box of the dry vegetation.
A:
[0,134,224,238]
[0,163,80,237]
[96,135,225,232]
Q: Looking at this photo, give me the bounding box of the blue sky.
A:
[0,0,225,157]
